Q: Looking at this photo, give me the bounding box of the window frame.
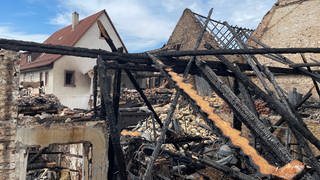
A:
[64,70,76,87]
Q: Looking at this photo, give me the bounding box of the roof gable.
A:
[21,10,105,71]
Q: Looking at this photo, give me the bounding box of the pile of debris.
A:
[120,88,174,107]
[120,95,242,179]
[17,94,64,115]
[131,104,218,142]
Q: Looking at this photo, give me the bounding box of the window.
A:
[65,70,75,86]
[99,32,104,39]
[27,55,32,63]
[45,72,49,86]
[40,72,43,82]
[173,44,181,50]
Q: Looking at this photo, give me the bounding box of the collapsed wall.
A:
[0,50,19,178]
[249,0,320,96]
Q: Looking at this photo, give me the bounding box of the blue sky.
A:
[0,0,276,52]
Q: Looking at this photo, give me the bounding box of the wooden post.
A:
[112,69,121,124]
[97,57,127,180]
[93,65,98,117]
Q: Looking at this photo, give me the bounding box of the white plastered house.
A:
[20,10,127,109]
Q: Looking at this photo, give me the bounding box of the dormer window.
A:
[27,55,32,63]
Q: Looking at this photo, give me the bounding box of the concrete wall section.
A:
[16,121,109,180]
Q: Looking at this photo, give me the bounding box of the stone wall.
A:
[249,0,320,96]
[0,49,19,179]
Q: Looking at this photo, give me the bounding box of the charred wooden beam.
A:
[98,20,163,129]
[98,22,130,179]
[1,38,320,64]
[270,86,313,132]
[97,57,127,180]
[263,67,320,176]
[143,8,214,180]
[199,158,256,180]
[97,20,117,52]
[263,66,320,150]
[105,60,307,76]
[27,162,57,171]
[195,58,292,164]
[148,53,304,179]
[28,147,48,164]
[113,69,122,124]
[204,44,320,151]
[232,79,242,131]
[160,148,256,180]
[93,65,98,117]
[244,35,320,82]
[300,54,320,98]
[124,69,163,127]
[224,22,270,92]
[290,62,320,68]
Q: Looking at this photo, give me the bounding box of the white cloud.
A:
[50,0,275,52]
[50,12,71,26]
[228,0,275,28]
[0,26,48,42]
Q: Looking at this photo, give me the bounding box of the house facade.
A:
[20,10,127,109]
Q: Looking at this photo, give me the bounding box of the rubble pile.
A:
[120,96,241,179]
[18,94,64,115]
[120,88,174,107]
[133,104,217,142]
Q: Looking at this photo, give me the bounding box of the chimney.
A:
[72,11,79,31]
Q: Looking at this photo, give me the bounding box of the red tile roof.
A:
[20,10,105,71]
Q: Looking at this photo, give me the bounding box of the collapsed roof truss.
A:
[0,8,320,180]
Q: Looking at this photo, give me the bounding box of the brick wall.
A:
[0,49,18,179]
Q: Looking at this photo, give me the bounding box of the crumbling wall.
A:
[16,119,108,180]
[0,49,19,178]
[249,0,320,96]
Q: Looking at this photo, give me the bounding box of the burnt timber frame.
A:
[1,10,320,178]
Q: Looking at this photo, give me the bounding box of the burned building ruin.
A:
[0,0,320,179]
